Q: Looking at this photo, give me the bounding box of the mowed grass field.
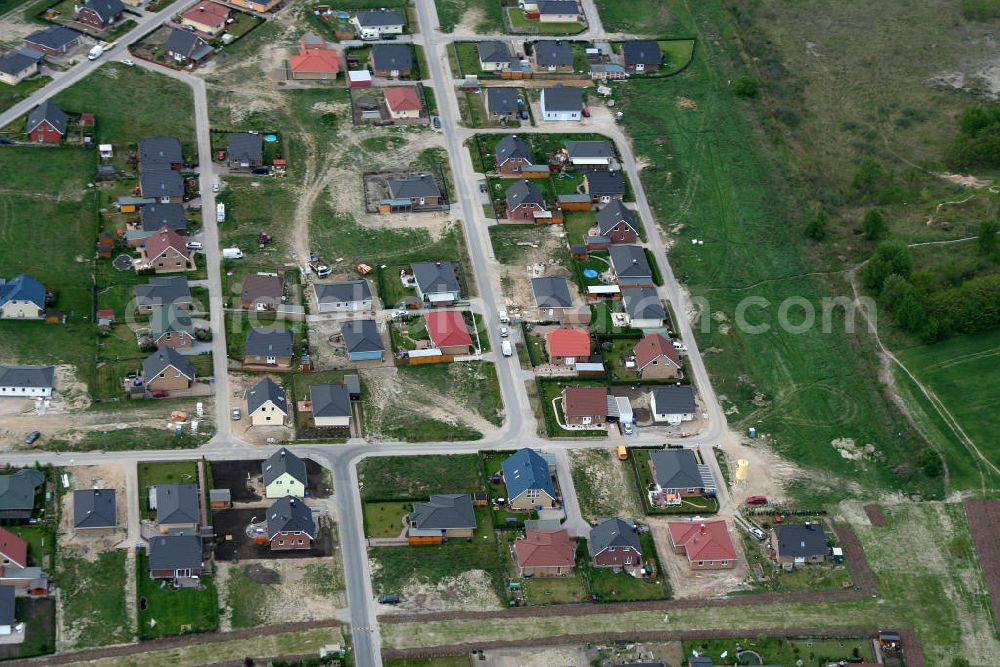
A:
[896,330,1000,491]
[614,2,939,502]
[594,0,670,34]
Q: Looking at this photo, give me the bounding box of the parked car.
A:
[314,265,331,278]
[745,495,768,506]
[185,241,203,250]
[0,138,14,145]
[622,422,634,435]
[24,431,41,445]
[499,326,509,338]
[377,594,401,604]
[309,251,319,263]
[432,116,441,129]
[391,309,408,319]
[120,58,135,67]
[231,407,241,421]
[212,179,220,193]
[747,526,767,540]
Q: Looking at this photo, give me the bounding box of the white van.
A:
[87,45,103,61]
[222,248,244,259]
[501,340,513,357]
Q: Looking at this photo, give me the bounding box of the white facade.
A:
[649,393,695,425]
[314,413,351,428]
[265,472,305,499]
[250,400,287,427]
[318,296,372,313]
[0,300,43,319]
[540,91,582,121]
[0,383,52,398]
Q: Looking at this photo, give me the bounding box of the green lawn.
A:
[216,177,297,272]
[224,564,271,629]
[660,39,696,76]
[0,76,52,116]
[137,461,198,519]
[8,525,54,568]
[506,7,585,34]
[3,598,54,660]
[358,454,483,501]
[58,551,132,649]
[136,553,218,639]
[630,448,719,515]
[684,637,875,666]
[593,0,670,34]
[363,501,412,538]
[535,378,609,438]
[436,0,504,33]
[387,657,470,667]
[521,574,590,604]
[563,210,597,245]
[46,426,211,452]
[451,42,483,77]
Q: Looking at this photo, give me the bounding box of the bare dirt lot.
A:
[647,517,750,599]
[477,643,589,667]
[377,569,503,615]
[227,373,294,445]
[213,508,335,561]
[58,464,128,556]
[570,448,642,523]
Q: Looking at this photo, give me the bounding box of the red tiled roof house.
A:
[139,227,195,274]
[667,520,737,570]
[633,333,682,380]
[561,386,607,427]
[545,327,590,366]
[384,87,422,120]
[512,529,576,577]
[425,310,473,356]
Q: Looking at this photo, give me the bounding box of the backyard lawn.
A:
[58,551,132,649]
[683,637,875,666]
[363,501,412,538]
[593,0,670,34]
[535,378,609,438]
[630,448,719,515]
[137,461,199,519]
[8,525,54,568]
[521,574,590,605]
[136,553,218,639]
[436,0,504,33]
[358,454,483,501]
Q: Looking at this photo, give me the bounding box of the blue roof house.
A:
[501,448,556,511]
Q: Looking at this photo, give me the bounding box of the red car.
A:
[746,495,768,506]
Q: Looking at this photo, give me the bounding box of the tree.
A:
[979,218,999,256]
[851,157,884,194]
[862,208,887,240]
[894,289,926,333]
[804,211,827,241]
[919,448,943,477]
[734,75,759,98]
[860,240,913,292]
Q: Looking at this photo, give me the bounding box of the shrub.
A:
[946,105,1000,169]
[852,157,884,194]
[979,218,998,257]
[962,0,1000,20]
[804,211,827,241]
[734,75,759,98]
[860,240,912,292]
[862,208,887,240]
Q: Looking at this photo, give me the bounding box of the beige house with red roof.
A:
[425,310,473,356]
[561,386,607,427]
[512,529,576,577]
[545,328,590,366]
[633,333,682,379]
[667,520,737,570]
[289,45,342,80]
[384,87,422,120]
[180,2,230,36]
[139,227,195,274]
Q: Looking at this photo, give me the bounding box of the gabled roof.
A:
[477,40,515,64]
[773,523,828,558]
[501,448,555,501]
[0,527,27,568]
[138,136,182,168]
[227,132,263,163]
[150,303,193,339]
[0,584,15,627]
[495,135,532,165]
[546,328,590,357]
[165,28,212,60]
[541,85,583,112]
[341,318,383,353]
[562,386,607,417]
[650,385,696,415]
[410,494,476,530]
[246,377,287,416]
[514,529,576,568]
[262,448,306,487]
[27,100,67,136]
[388,174,440,199]
[411,261,460,295]
[608,245,651,278]
[73,489,117,529]
[0,365,55,390]
[621,285,664,322]
[290,48,341,74]
[267,496,315,538]
[506,179,545,210]
[384,86,422,112]
[425,310,473,348]
[181,1,230,25]
[0,50,41,76]
[246,328,293,358]
[622,40,662,66]
[135,276,191,308]
[534,40,573,67]
[154,483,199,525]
[143,227,191,262]
[242,273,282,303]
[149,534,202,571]
[587,170,625,196]
[565,140,613,159]
[140,169,185,199]
[589,518,641,556]
[310,383,351,419]
[531,276,573,309]
[539,0,579,14]
[354,8,404,27]
[596,200,638,235]
[0,274,45,310]
[649,448,701,488]
[487,87,519,115]
[633,333,681,370]
[83,0,124,23]
[24,25,80,51]
[142,347,195,382]
[139,204,187,233]
[371,44,412,71]
[0,469,44,513]
[668,520,737,563]
[315,280,372,305]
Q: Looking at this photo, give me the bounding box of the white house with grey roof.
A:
[608,245,654,287]
[649,386,697,425]
[246,377,288,427]
[310,383,352,427]
[150,483,200,532]
[540,85,583,121]
[0,365,55,398]
[538,0,581,22]
[263,448,306,498]
[408,494,476,539]
[351,9,404,38]
[410,262,461,304]
[564,140,614,167]
[534,40,574,71]
[648,448,714,501]
[621,286,664,329]
[477,40,516,71]
[315,280,373,313]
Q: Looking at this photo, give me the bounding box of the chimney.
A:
[699,523,706,535]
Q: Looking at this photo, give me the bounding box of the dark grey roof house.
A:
[586,171,625,198]
[24,26,80,54]
[0,586,13,631]
[150,303,194,340]
[773,523,828,559]
[565,139,614,160]
[246,328,293,358]
[596,201,638,236]
[138,137,183,169]
[27,100,68,136]
[487,87,519,116]
[622,40,662,68]
[142,347,196,383]
[135,277,192,309]
[153,483,200,527]
[315,280,373,310]
[534,40,574,68]
[0,469,45,519]
[227,132,263,166]
[541,85,583,112]
[246,376,287,416]
[531,276,573,309]
[650,386,697,416]
[538,1,580,16]
[506,179,545,209]
[83,0,124,24]
[267,496,315,539]
[354,8,404,27]
[262,448,307,488]
[0,50,42,79]
[648,448,702,490]
[310,383,352,420]
[409,494,476,532]
[609,245,652,282]
[165,28,213,63]
[477,40,516,68]
[73,489,117,529]
[140,204,187,233]
[621,285,664,324]
[588,517,641,557]
[411,261,460,299]
[0,365,55,393]
[140,169,185,200]
[495,135,532,165]
[371,44,412,72]
[148,534,202,575]
[341,319,384,357]
[387,174,440,200]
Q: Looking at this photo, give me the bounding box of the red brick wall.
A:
[270,533,311,550]
[29,122,62,143]
[498,158,530,176]
[593,547,640,568]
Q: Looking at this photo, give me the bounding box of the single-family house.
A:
[0,274,45,319]
[486,87,519,119]
[73,489,117,532]
[149,303,195,349]
[140,169,185,203]
[340,319,384,361]
[668,520,737,570]
[140,227,194,273]
[531,276,572,314]
[505,179,547,221]
[564,140,614,168]
[0,586,14,636]
[512,529,576,577]
[540,85,583,121]
[538,0,581,22]
[501,448,557,511]
[267,496,315,550]
[138,137,183,171]
[595,201,639,243]
[621,286,664,329]
[139,204,187,234]
[495,135,533,176]
[316,280,373,313]
[771,523,828,565]
[148,534,203,580]
[142,347,196,392]
[408,494,476,543]
[608,245,653,287]
[227,132,264,170]
[164,29,213,65]
[76,0,124,30]
[590,62,625,80]
[648,448,714,500]
[24,26,81,56]
[152,483,199,532]
[411,261,461,304]
[289,47,342,80]
[0,469,44,520]
[586,171,625,203]
[246,376,288,427]
[425,310,474,356]
[561,385,608,426]
[0,365,55,398]
[477,40,517,71]
[589,518,642,573]
[228,0,281,13]
[262,447,307,498]
[545,327,590,365]
[622,40,662,73]
[0,49,42,86]
[370,44,412,78]
[384,87,422,119]
[649,385,697,425]
[0,528,27,568]
[26,100,67,143]
[241,273,283,311]
[351,9,404,39]
[387,174,441,206]
[633,333,682,379]
[310,383,352,427]
[534,40,573,72]
[180,2,230,37]
[245,328,293,367]
[135,276,192,314]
